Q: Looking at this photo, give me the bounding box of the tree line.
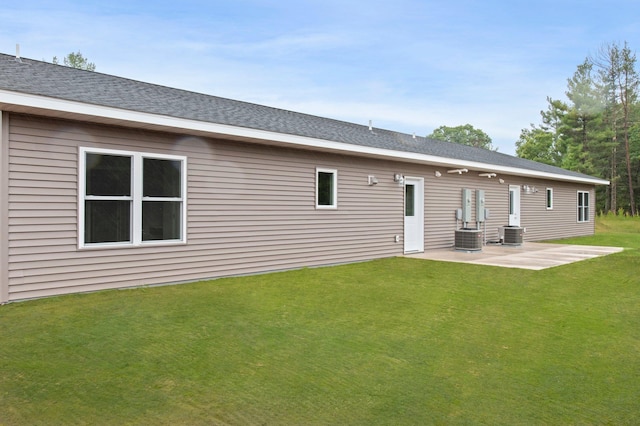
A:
[516,41,639,215]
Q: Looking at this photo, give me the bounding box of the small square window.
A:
[546,188,553,210]
[316,168,337,209]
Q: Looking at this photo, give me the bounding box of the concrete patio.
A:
[405,242,624,270]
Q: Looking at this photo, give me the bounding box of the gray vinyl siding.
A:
[5,114,598,301]
[519,180,595,241]
[6,114,405,301]
[417,168,512,248]
[412,167,595,248]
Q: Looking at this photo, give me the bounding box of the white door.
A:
[404,177,424,253]
[508,185,521,227]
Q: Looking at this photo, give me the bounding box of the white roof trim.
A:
[0,89,610,185]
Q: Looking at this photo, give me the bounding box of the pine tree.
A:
[517,42,639,215]
[593,42,639,214]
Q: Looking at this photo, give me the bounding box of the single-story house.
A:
[0,53,609,302]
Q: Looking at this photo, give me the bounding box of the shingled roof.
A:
[0,53,608,185]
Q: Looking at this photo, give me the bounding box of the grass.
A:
[1,216,639,425]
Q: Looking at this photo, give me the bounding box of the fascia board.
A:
[0,90,609,186]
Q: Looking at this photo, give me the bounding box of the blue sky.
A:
[1,0,639,154]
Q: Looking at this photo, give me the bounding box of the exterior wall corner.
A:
[0,112,9,303]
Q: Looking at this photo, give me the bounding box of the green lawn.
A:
[1,216,639,425]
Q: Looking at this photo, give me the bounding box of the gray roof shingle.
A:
[0,54,603,183]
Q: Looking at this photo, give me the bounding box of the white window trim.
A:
[577,190,590,223]
[315,167,337,209]
[79,147,187,249]
[546,188,553,210]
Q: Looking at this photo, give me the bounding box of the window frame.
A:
[546,188,553,210]
[577,190,590,223]
[315,167,337,209]
[79,147,187,248]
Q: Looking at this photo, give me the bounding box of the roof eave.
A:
[0,90,609,186]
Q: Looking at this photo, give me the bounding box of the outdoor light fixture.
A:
[499,178,505,184]
[447,168,468,174]
[393,173,404,184]
[434,171,442,177]
[368,175,379,186]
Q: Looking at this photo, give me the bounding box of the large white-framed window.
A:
[577,190,590,223]
[546,188,553,210]
[79,147,187,248]
[316,167,337,209]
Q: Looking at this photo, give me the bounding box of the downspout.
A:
[0,111,9,303]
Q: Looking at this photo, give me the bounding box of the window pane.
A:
[317,172,334,206]
[584,193,589,220]
[405,184,415,217]
[142,201,181,241]
[85,200,131,243]
[546,189,552,208]
[578,193,582,221]
[509,191,514,215]
[85,153,131,196]
[144,158,181,197]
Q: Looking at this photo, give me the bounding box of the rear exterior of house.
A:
[0,54,606,302]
